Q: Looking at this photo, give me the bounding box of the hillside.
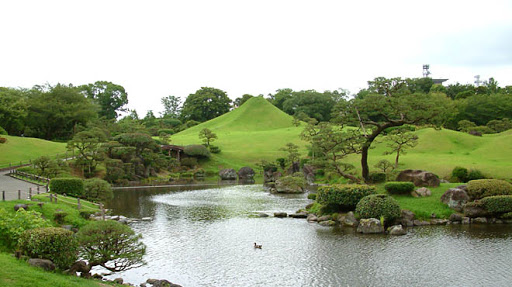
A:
[0,135,68,168]
[172,97,512,179]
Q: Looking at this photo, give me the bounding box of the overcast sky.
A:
[1,0,511,116]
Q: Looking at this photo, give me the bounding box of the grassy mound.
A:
[0,135,67,169]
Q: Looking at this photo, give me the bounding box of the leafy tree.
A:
[487,118,512,133]
[77,220,145,274]
[67,128,108,177]
[457,120,477,132]
[233,94,254,108]
[282,90,336,122]
[301,122,363,182]
[198,128,217,147]
[113,133,161,178]
[383,128,419,168]
[79,81,128,119]
[334,77,453,182]
[0,87,28,135]
[458,93,512,126]
[181,87,232,122]
[280,143,300,165]
[268,88,293,110]
[374,159,395,174]
[25,83,97,140]
[160,95,182,118]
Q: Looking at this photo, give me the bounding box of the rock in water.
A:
[357,218,384,234]
[238,166,255,179]
[219,168,237,180]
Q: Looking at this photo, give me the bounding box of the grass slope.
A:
[0,135,68,168]
[173,97,512,179]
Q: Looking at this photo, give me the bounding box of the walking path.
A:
[0,170,42,201]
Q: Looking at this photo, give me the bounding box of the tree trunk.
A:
[394,149,401,169]
[335,164,361,183]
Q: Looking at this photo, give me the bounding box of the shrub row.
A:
[481,195,512,215]
[317,184,376,211]
[355,194,401,224]
[49,178,84,197]
[384,181,415,195]
[466,179,512,200]
[184,144,210,158]
[451,166,485,183]
[50,178,113,203]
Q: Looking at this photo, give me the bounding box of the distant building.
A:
[423,64,448,85]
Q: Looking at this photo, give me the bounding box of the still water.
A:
[107,184,512,287]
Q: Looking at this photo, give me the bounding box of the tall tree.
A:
[160,95,182,118]
[79,81,128,119]
[334,77,453,182]
[233,94,254,108]
[383,128,419,168]
[181,87,232,122]
[198,128,217,147]
[0,87,28,135]
[67,128,108,177]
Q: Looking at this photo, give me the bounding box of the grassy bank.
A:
[0,135,68,169]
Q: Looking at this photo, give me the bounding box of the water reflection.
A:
[108,184,512,287]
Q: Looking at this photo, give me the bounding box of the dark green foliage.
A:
[315,169,325,176]
[369,172,387,184]
[0,209,51,250]
[77,220,146,272]
[49,178,84,197]
[209,145,221,154]
[184,144,211,158]
[53,211,68,224]
[486,118,512,133]
[79,81,128,120]
[180,157,198,168]
[385,181,415,195]
[307,193,317,200]
[79,211,94,220]
[356,194,401,224]
[158,129,174,135]
[18,227,78,270]
[468,169,485,181]
[0,126,7,135]
[452,166,469,182]
[276,158,286,170]
[83,178,114,203]
[383,124,416,135]
[317,184,376,211]
[277,174,306,192]
[181,87,232,122]
[480,196,512,215]
[466,179,512,200]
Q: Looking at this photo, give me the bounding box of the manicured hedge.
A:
[317,184,376,211]
[83,178,113,203]
[49,178,84,197]
[466,179,512,200]
[384,181,415,195]
[481,195,512,215]
[18,227,78,270]
[355,194,401,224]
[184,144,210,158]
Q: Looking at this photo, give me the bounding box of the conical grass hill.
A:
[171,96,307,170]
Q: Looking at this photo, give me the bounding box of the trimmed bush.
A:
[83,178,113,203]
[157,129,174,136]
[180,157,198,168]
[184,144,210,158]
[481,196,512,215]
[369,172,387,184]
[467,169,485,181]
[209,145,221,154]
[0,126,7,135]
[355,194,401,224]
[317,184,376,211]
[452,166,469,182]
[19,227,78,270]
[384,181,415,195]
[0,209,51,250]
[49,178,84,197]
[466,179,512,200]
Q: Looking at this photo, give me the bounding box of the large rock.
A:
[238,167,255,180]
[357,218,384,234]
[302,164,316,184]
[387,225,407,235]
[274,212,287,218]
[463,202,489,218]
[219,169,237,180]
[342,212,358,227]
[147,279,182,287]
[400,210,415,227]
[28,258,55,271]
[264,170,282,184]
[396,170,440,187]
[440,185,469,211]
[67,260,90,277]
[412,187,432,197]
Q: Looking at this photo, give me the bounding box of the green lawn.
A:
[172,97,512,179]
[0,135,68,168]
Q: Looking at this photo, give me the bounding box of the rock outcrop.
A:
[396,169,440,187]
[219,169,237,180]
[440,185,469,211]
[357,218,384,234]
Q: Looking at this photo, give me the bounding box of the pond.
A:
[107,184,512,286]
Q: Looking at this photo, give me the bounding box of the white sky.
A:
[1,0,512,116]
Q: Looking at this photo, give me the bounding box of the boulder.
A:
[147,279,182,287]
[449,213,463,222]
[400,210,415,227]
[264,170,282,184]
[462,217,471,224]
[289,212,308,218]
[342,212,358,227]
[274,212,287,218]
[238,166,255,180]
[28,258,55,271]
[286,162,300,175]
[412,187,432,197]
[302,164,316,184]
[307,214,318,222]
[473,217,488,224]
[463,203,489,218]
[113,278,123,284]
[14,204,29,211]
[357,218,384,234]
[396,170,440,187]
[440,185,469,211]
[219,169,237,180]
[413,220,430,226]
[430,219,448,225]
[317,215,332,222]
[66,260,90,277]
[468,130,482,137]
[258,213,269,217]
[319,220,336,226]
[387,225,407,235]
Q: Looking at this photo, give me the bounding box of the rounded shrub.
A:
[209,145,221,154]
[157,129,174,136]
[180,157,198,168]
[452,166,469,182]
[317,184,376,211]
[83,178,113,203]
[184,145,210,158]
[0,126,7,135]
[466,179,512,200]
[481,195,512,215]
[355,194,401,224]
[384,181,415,195]
[18,227,78,270]
[467,169,485,181]
[369,172,387,184]
[49,178,84,197]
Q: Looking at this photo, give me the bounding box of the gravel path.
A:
[0,170,44,201]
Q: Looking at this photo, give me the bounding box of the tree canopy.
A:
[79,81,128,119]
[181,87,232,122]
